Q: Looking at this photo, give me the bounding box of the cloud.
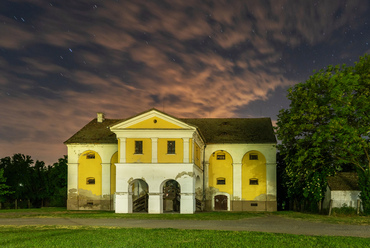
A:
[0,0,369,164]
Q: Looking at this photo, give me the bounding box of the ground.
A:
[0,214,369,238]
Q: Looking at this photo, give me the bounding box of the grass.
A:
[0,225,369,248]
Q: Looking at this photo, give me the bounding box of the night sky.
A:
[1,0,369,165]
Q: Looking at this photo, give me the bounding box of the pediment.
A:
[110,109,195,131]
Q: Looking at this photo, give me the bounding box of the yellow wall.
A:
[242,151,266,200]
[78,150,102,196]
[126,117,183,129]
[208,150,233,195]
[110,152,118,195]
[158,138,183,163]
[126,138,152,163]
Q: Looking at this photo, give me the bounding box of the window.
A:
[249,154,258,160]
[249,178,258,185]
[217,177,226,185]
[217,153,225,160]
[86,177,95,185]
[167,141,175,154]
[86,153,95,159]
[135,141,143,154]
[251,203,258,207]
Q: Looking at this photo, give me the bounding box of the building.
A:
[64,109,277,213]
[323,172,362,211]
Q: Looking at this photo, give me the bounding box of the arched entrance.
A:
[130,179,149,212]
[163,180,180,212]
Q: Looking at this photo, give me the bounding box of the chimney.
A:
[97,112,105,123]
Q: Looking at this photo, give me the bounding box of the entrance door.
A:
[214,195,227,210]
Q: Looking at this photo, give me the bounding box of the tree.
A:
[47,156,68,207]
[276,54,370,214]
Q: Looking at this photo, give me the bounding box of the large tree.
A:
[276,54,370,214]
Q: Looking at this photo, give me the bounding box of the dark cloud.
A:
[0,0,369,164]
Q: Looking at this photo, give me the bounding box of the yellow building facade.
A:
[65,109,277,213]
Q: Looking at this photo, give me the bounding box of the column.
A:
[180,193,196,214]
[114,163,131,213]
[119,138,126,163]
[151,137,158,163]
[183,138,189,163]
[67,163,78,210]
[266,162,277,211]
[101,163,111,196]
[148,193,163,214]
[233,163,242,199]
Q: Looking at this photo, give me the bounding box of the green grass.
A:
[0,225,369,248]
[1,208,369,225]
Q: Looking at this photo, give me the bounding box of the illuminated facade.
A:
[65,109,277,213]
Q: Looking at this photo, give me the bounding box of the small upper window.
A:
[217,177,226,185]
[250,178,258,185]
[217,153,225,160]
[167,141,176,154]
[249,154,258,160]
[86,177,95,185]
[135,141,143,154]
[86,153,95,159]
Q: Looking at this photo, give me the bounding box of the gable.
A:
[110,109,195,131]
[126,116,183,129]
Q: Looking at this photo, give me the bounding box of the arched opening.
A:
[214,195,228,210]
[208,150,233,196]
[129,179,149,212]
[78,150,102,209]
[241,150,266,201]
[162,180,181,212]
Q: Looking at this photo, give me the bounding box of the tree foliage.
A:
[0,154,67,209]
[276,54,370,213]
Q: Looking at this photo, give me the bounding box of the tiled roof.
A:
[64,117,276,145]
[327,172,359,191]
[182,118,276,144]
[64,118,122,144]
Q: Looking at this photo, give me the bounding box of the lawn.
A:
[0,225,369,248]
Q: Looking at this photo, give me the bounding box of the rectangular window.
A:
[86,177,95,185]
[167,141,176,154]
[249,178,258,185]
[135,141,143,154]
[249,154,258,160]
[217,154,225,160]
[251,203,258,207]
[86,153,95,159]
[217,178,226,185]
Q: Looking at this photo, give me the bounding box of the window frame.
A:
[135,140,143,154]
[167,140,176,154]
[249,154,258,160]
[86,177,95,185]
[217,177,226,185]
[249,178,259,185]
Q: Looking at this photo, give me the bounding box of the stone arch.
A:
[78,150,102,209]
[241,150,267,201]
[208,150,233,196]
[129,179,149,212]
[161,179,181,212]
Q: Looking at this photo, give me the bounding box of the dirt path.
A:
[1,215,369,238]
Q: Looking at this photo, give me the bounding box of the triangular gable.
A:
[110,109,195,131]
